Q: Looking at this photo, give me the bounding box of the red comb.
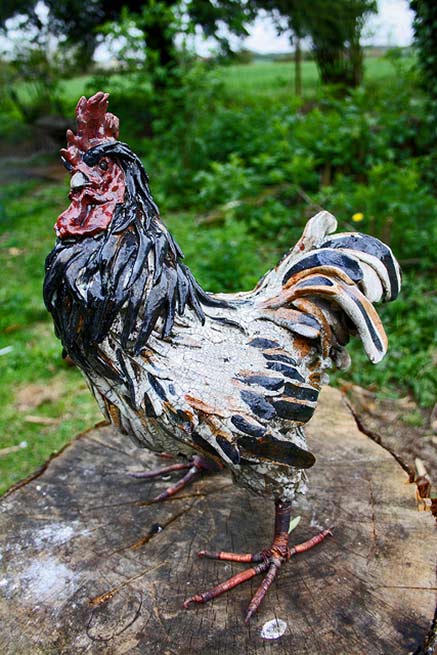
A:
[67,92,119,151]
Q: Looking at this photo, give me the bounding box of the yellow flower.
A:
[352,212,364,222]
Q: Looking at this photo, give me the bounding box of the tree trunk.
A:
[294,37,302,97]
[141,13,177,92]
[349,31,364,87]
[143,25,175,69]
[313,45,344,85]
[0,387,435,654]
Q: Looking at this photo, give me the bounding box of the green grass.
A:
[363,55,413,80]
[56,62,319,105]
[219,60,320,97]
[0,182,101,493]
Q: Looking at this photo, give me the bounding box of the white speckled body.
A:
[88,298,320,501]
[74,210,400,502]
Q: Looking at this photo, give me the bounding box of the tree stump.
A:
[0,387,435,655]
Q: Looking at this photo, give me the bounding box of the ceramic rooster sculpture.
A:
[44,93,401,622]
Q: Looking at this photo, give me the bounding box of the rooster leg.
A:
[158,452,177,460]
[127,462,192,480]
[127,450,188,479]
[150,455,222,503]
[129,455,221,503]
[184,500,332,622]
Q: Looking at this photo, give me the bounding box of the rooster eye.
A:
[99,159,108,171]
[61,156,73,172]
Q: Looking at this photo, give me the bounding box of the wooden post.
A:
[0,388,435,654]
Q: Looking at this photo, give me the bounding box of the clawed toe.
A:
[184,500,332,621]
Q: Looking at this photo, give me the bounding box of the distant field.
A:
[219,60,320,96]
[223,56,412,91]
[58,56,409,109]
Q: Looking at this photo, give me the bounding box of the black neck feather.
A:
[43,142,222,364]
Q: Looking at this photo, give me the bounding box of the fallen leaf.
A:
[8,247,23,256]
[4,324,23,334]
[288,515,301,533]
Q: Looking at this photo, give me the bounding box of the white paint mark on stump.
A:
[20,556,77,604]
[260,618,287,640]
[33,523,76,549]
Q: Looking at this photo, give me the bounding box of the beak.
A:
[70,171,90,191]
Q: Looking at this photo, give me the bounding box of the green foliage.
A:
[148,57,433,264]
[0,4,92,121]
[317,160,436,267]
[195,155,258,209]
[2,0,256,76]
[331,273,437,408]
[229,49,255,64]
[168,212,266,292]
[410,0,437,122]
[0,41,66,122]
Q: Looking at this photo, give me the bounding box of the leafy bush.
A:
[332,272,437,407]
[316,160,436,267]
[169,213,265,292]
[411,0,437,126]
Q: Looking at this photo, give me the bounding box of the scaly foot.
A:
[184,500,332,622]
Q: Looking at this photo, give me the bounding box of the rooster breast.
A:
[86,297,321,501]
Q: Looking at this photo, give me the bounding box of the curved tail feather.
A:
[257,212,401,366]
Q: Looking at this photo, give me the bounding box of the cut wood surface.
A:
[0,387,435,655]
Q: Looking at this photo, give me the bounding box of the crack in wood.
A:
[89,562,165,608]
[344,396,415,480]
[366,477,378,561]
[128,503,197,552]
[413,605,437,655]
[86,592,143,642]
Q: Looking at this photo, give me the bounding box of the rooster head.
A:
[55,92,126,240]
